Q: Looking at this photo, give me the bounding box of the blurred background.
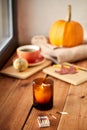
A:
[17,0,87,44]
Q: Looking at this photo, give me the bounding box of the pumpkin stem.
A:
[67,5,71,22]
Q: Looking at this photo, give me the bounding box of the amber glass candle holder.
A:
[33,77,54,110]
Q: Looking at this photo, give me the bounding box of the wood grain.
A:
[57,82,87,130]
[23,76,70,130]
[0,71,47,130]
[1,52,87,130]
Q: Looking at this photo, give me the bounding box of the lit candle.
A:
[33,77,54,110]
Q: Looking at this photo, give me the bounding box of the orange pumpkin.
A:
[49,5,84,47]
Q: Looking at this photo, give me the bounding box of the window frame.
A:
[0,0,18,69]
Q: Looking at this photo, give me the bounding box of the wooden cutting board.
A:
[0,59,52,79]
[43,64,87,85]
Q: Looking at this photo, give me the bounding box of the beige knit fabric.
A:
[31,35,87,63]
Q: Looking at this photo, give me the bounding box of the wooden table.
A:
[0,55,87,130]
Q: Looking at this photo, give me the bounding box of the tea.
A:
[33,78,54,110]
[21,49,35,52]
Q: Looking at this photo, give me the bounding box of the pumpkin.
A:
[49,5,84,47]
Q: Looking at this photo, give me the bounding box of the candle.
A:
[33,77,54,110]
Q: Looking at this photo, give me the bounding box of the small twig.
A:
[56,111,68,115]
[49,113,57,119]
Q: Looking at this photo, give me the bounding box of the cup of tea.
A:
[33,77,54,110]
[17,45,41,63]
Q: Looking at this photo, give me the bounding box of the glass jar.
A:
[33,77,54,110]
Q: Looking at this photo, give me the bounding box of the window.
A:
[0,0,18,69]
[0,0,13,52]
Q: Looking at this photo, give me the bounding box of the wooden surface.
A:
[0,54,87,130]
[43,65,87,85]
[0,59,51,79]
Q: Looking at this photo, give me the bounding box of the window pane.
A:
[0,0,13,52]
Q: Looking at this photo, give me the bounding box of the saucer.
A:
[29,56,45,66]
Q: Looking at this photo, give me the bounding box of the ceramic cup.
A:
[17,45,41,63]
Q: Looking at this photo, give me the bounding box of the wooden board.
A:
[43,65,87,85]
[0,59,51,79]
